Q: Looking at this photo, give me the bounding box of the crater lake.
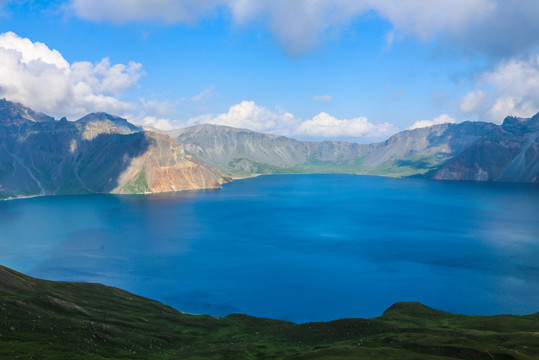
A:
[1,174,538,322]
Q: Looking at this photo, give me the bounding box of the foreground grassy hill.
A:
[0,265,537,359]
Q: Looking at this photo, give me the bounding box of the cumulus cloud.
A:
[140,116,174,130]
[295,112,397,138]
[186,100,397,140]
[408,114,456,130]
[448,0,539,58]
[312,95,333,102]
[0,31,144,118]
[68,0,539,57]
[459,56,539,123]
[372,0,493,41]
[188,100,296,134]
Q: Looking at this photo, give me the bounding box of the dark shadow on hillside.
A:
[74,131,153,193]
[0,120,153,197]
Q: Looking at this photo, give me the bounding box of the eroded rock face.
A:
[112,132,228,194]
[170,123,310,171]
[0,100,229,199]
[433,115,539,182]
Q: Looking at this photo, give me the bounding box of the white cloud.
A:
[72,0,223,24]
[140,116,174,130]
[193,100,297,134]
[409,114,456,130]
[459,90,487,113]
[371,0,493,41]
[139,98,178,117]
[186,100,397,140]
[459,56,539,123]
[0,30,399,141]
[312,95,333,102]
[295,112,397,138]
[68,0,539,57]
[0,31,144,119]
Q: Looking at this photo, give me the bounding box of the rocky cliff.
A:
[433,114,539,182]
[2,98,537,196]
[170,121,500,179]
[170,116,538,182]
[169,124,311,175]
[0,100,229,199]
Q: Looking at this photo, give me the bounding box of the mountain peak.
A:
[0,98,55,125]
[501,113,539,131]
[77,112,127,123]
[76,112,141,133]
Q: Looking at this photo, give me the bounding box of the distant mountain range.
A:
[1,99,537,199]
[168,114,538,182]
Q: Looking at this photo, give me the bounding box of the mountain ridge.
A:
[0,98,55,125]
[170,119,527,180]
[0,100,229,199]
[1,99,538,200]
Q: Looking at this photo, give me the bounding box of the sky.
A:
[1,0,539,142]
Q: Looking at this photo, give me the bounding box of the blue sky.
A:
[1,1,539,142]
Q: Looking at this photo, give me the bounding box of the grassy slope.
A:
[224,153,450,179]
[0,265,537,360]
[117,169,151,194]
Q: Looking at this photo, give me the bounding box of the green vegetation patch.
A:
[298,153,450,177]
[227,158,303,176]
[0,265,537,359]
[297,157,368,174]
[117,168,151,194]
[364,153,450,177]
[225,153,451,178]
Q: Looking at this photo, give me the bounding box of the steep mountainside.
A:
[2,99,537,195]
[0,100,228,199]
[171,121,500,179]
[434,114,539,182]
[169,124,311,175]
[1,265,537,359]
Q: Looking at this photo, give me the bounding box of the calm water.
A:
[1,175,538,322]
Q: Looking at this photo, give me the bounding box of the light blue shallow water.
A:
[0,174,538,322]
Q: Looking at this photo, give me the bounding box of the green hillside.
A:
[0,265,537,359]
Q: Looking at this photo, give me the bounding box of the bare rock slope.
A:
[0,100,228,199]
[433,114,539,182]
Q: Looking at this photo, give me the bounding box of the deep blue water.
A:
[1,174,538,322]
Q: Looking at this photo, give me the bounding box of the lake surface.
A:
[1,174,538,322]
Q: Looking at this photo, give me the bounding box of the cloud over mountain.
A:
[295,112,397,139]
[186,100,397,140]
[0,32,144,119]
[409,114,456,130]
[460,56,539,123]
